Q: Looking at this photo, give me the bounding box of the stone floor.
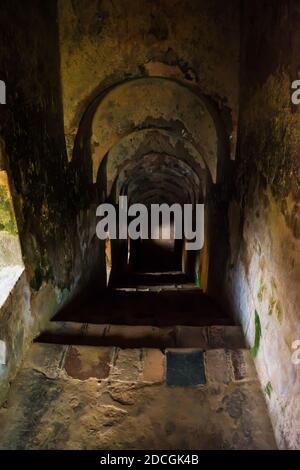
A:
[0,273,277,449]
[0,342,277,450]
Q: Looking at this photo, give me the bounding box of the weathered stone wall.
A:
[0,170,23,267]
[0,0,69,402]
[0,1,76,291]
[0,269,30,403]
[0,0,105,403]
[226,0,300,449]
[58,0,240,161]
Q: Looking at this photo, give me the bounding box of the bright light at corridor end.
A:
[96,196,204,250]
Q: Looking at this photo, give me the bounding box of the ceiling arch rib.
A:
[104,128,207,196]
[115,153,202,206]
[100,130,207,208]
[91,77,219,183]
[125,179,190,206]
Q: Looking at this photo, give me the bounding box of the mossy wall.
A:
[0,172,17,236]
[0,0,105,404]
[0,1,76,289]
[226,0,300,449]
[0,170,22,267]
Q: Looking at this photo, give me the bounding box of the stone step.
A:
[38,322,246,349]
[113,284,199,292]
[25,343,257,386]
[54,288,232,326]
[116,271,191,287]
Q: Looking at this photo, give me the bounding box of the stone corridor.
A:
[1,0,300,451]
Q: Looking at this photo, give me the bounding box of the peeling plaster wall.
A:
[0,1,105,403]
[58,0,240,161]
[0,1,73,293]
[226,0,300,449]
[0,0,72,402]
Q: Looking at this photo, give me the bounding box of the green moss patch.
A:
[194,272,201,288]
[251,310,262,358]
[0,185,17,235]
[265,381,273,399]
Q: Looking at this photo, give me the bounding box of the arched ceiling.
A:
[105,128,206,196]
[114,153,202,206]
[91,77,219,183]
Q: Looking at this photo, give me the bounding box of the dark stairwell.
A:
[0,0,300,450]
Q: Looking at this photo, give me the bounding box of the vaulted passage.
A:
[0,0,300,451]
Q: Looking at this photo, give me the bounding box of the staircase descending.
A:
[0,272,277,450]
